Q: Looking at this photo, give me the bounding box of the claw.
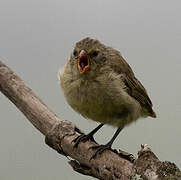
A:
[73,124,104,148]
[90,143,112,160]
[73,134,97,148]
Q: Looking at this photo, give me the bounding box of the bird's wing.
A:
[121,74,156,117]
[110,52,156,117]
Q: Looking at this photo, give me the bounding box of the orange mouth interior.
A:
[78,53,90,74]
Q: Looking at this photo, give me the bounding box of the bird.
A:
[59,37,156,158]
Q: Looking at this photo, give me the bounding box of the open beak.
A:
[77,50,90,74]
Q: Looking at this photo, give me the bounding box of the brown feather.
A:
[109,51,156,118]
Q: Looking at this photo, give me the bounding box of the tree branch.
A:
[0,60,180,180]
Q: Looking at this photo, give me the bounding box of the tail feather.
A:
[150,110,157,118]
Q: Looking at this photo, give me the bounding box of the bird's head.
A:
[69,37,108,79]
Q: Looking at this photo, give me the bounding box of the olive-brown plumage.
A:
[59,37,156,158]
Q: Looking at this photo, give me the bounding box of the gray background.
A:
[0,0,180,179]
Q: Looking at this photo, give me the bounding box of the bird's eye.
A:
[73,50,78,56]
[92,50,99,57]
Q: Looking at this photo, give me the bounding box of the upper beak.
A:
[77,50,90,74]
[79,49,87,58]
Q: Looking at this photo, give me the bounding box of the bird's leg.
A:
[90,127,122,159]
[73,123,104,147]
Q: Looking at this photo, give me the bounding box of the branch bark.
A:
[0,60,180,180]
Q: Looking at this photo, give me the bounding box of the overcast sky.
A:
[0,0,181,179]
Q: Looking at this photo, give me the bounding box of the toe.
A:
[73,134,87,147]
[90,144,112,159]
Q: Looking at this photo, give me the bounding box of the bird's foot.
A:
[73,124,104,147]
[90,142,113,159]
[73,133,96,148]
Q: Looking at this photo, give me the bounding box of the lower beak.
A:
[78,50,90,74]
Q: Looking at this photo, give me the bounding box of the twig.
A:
[0,60,180,180]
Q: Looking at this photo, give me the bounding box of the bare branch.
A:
[0,60,180,180]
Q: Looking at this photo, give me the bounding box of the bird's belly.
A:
[63,79,142,128]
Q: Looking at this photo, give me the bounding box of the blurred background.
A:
[0,0,181,179]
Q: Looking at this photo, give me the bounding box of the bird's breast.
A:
[64,78,109,119]
[60,71,142,128]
